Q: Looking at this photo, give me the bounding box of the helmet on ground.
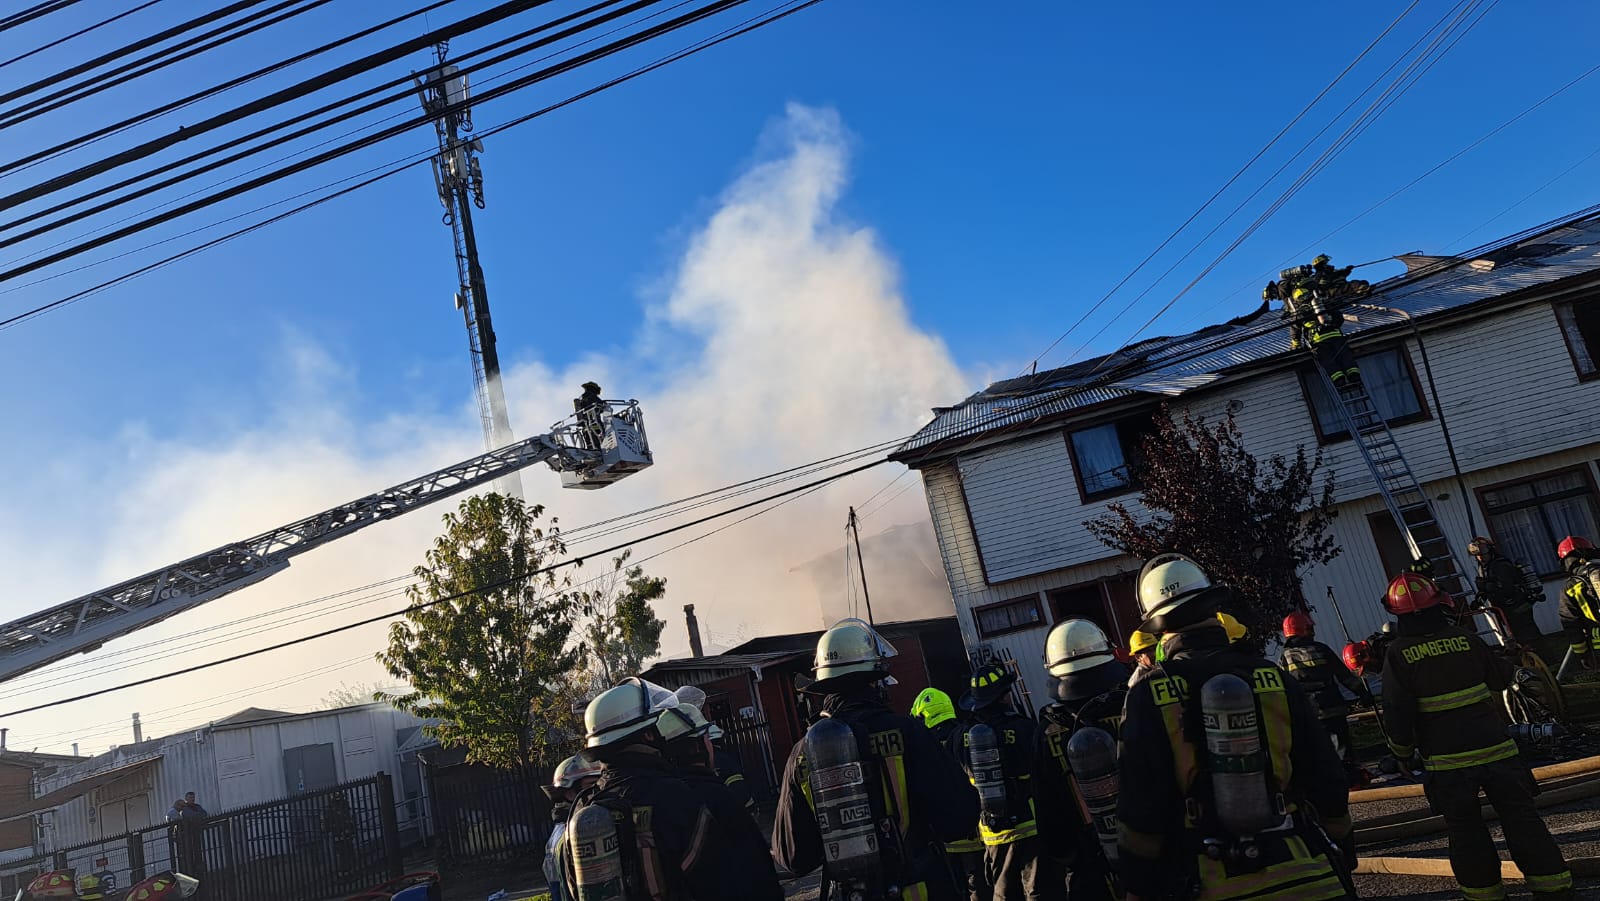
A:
[1558,535,1595,561]
[810,617,896,689]
[552,754,603,790]
[1216,612,1248,642]
[910,687,956,728]
[1127,629,1157,656]
[1467,536,1494,557]
[960,661,1017,711]
[584,677,679,748]
[1282,610,1314,638]
[1383,573,1453,616]
[1136,553,1220,633]
[1044,619,1115,677]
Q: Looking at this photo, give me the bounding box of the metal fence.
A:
[713,717,778,805]
[2,774,401,901]
[425,762,556,870]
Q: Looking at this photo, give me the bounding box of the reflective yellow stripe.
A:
[883,751,911,838]
[979,818,1039,845]
[1254,668,1292,790]
[900,882,930,901]
[1526,870,1574,893]
[1424,739,1519,772]
[1150,675,1198,794]
[1460,882,1507,901]
[944,837,984,853]
[1416,683,1492,713]
[1194,855,1347,900]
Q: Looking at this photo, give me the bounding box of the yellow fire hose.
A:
[1349,754,1600,804]
[1356,856,1600,880]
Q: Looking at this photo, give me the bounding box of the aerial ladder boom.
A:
[0,400,653,684]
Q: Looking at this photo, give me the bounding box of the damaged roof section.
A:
[895,209,1600,461]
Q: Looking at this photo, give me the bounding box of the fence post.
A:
[126,830,146,884]
[377,772,402,879]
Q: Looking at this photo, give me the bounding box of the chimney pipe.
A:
[72,743,78,757]
[1,728,8,751]
[132,713,142,744]
[684,604,704,658]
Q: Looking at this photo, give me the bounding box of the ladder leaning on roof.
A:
[1266,257,1505,645]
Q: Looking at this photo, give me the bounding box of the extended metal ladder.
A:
[1311,358,1503,641]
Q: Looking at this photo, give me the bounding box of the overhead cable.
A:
[0,0,163,70]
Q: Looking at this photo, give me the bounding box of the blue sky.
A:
[2,1,1600,751]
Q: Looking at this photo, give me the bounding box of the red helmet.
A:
[1557,535,1595,560]
[1282,610,1314,638]
[1344,640,1369,678]
[1383,573,1452,615]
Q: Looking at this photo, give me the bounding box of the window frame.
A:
[1296,343,1431,443]
[1552,297,1600,382]
[1474,463,1600,579]
[972,594,1046,639]
[1064,412,1156,504]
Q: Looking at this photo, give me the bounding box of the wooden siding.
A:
[917,298,1600,706]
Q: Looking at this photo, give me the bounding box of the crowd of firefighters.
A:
[534,529,1600,901]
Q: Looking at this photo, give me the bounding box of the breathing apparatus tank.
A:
[1065,725,1120,865]
[1200,673,1278,837]
[967,722,1009,827]
[803,716,882,897]
[570,803,626,901]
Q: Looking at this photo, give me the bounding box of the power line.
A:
[0,0,164,70]
[0,452,885,718]
[0,0,84,34]
[0,0,821,329]
[0,0,747,279]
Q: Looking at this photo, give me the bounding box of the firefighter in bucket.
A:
[1114,554,1354,900]
[773,618,978,900]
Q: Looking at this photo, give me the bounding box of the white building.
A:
[10,703,435,855]
[893,211,1600,706]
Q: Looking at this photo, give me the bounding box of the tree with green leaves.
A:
[576,550,667,688]
[320,681,392,710]
[378,493,580,767]
[1085,406,1340,635]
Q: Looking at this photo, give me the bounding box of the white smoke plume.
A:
[0,104,972,753]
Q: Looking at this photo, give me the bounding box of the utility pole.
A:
[416,43,520,497]
[847,506,875,627]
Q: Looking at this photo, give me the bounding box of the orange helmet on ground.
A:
[1383,573,1452,616]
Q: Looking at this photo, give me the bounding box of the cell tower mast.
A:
[416,43,519,495]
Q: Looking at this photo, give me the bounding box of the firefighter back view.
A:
[960,661,1064,901]
[1279,610,1373,783]
[773,618,979,900]
[1557,536,1600,670]
[543,754,603,901]
[1032,619,1129,901]
[1379,573,1572,901]
[912,688,991,901]
[563,677,747,901]
[1116,554,1354,901]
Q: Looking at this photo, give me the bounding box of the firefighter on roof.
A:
[960,660,1064,900]
[1115,554,1354,901]
[561,677,751,901]
[1265,255,1370,388]
[1557,535,1600,670]
[1379,573,1572,901]
[1033,619,1129,900]
[773,618,978,901]
[913,687,991,900]
[1279,610,1372,783]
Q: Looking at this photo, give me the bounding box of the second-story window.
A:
[1300,346,1427,440]
[1554,297,1600,379]
[1068,416,1153,501]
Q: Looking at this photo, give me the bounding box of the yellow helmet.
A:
[1216,612,1248,643]
[1127,629,1157,655]
[910,688,955,728]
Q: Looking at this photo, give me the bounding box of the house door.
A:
[283,743,338,794]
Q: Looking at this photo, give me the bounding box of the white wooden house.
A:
[893,211,1600,706]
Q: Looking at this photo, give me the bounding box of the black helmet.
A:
[959,661,1016,711]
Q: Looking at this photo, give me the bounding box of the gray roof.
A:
[895,208,1600,460]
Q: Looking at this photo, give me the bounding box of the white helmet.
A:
[1044,619,1115,677]
[657,703,713,743]
[674,685,708,710]
[811,618,897,688]
[1136,553,1216,632]
[584,678,679,748]
[552,754,603,789]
